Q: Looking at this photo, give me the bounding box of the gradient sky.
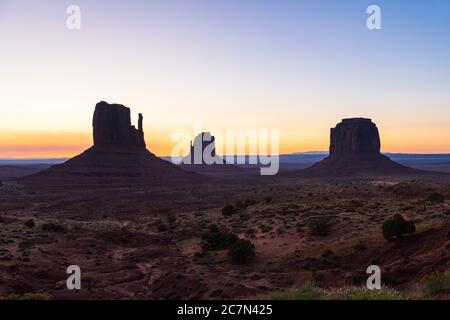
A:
[1,0,450,157]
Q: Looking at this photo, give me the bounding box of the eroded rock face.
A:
[300,118,424,176]
[93,101,145,147]
[329,118,380,155]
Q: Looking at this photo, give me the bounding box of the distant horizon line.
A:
[3,151,450,161]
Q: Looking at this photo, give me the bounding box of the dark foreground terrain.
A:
[0,173,449,300]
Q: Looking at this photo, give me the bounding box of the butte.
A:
[296,118,432,177]
[26,101,203,185]
[180,132,244,177]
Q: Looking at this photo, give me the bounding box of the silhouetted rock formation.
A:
[330,118,380,155]
[180,132,244,177]
[27,102,202,185]
[299,118,429,177]
[93,101,145,147]
[184,132,224,165]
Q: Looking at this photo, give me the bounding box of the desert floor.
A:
[0,176,449,299]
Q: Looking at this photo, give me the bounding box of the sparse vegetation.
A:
[253,283,326,300]
[1,292,50,300]
[41,222,66,233]
[253,284,404,300]
[347,288,404,300]
[423,271,450,296]
[235,199,257,210]
[426,192,445,204]
[382,214,415,240]
[0,176,448,300]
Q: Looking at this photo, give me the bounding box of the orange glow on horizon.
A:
[1,128,450,159]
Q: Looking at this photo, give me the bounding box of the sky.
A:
[1,0,450,157]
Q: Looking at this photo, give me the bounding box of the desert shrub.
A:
[24,219,35,228]
[426,192,445,204]
[382,214,415,240]
[307,217,332,236]
[327,287,404,300]
[423,271,450,296]
[239,213,249,220]
[391,182,432,198]
[400,204,415,212]
[228,239,255,264]
[264,196,272,203]
[41,222,66,233]
[260,225,273,233]
[254,285,404,300]
[234,201,245,210]
[167,215,176,224]
[349,290,404,300]
[201,225,238,251]
[321,249,334,258]
[222,205,237,216]
[245,228,256,236]
[245,199,257,206]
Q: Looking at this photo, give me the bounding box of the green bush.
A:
[201,225,238,251]
[382,214,415,240]
[222,205,237,216]
[228,239,255,263]
[307,217,332,236]
[426,192,445,204]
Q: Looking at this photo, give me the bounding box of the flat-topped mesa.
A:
[296,117,429,177]
[93,101,145,147]
[329,118,380,156]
